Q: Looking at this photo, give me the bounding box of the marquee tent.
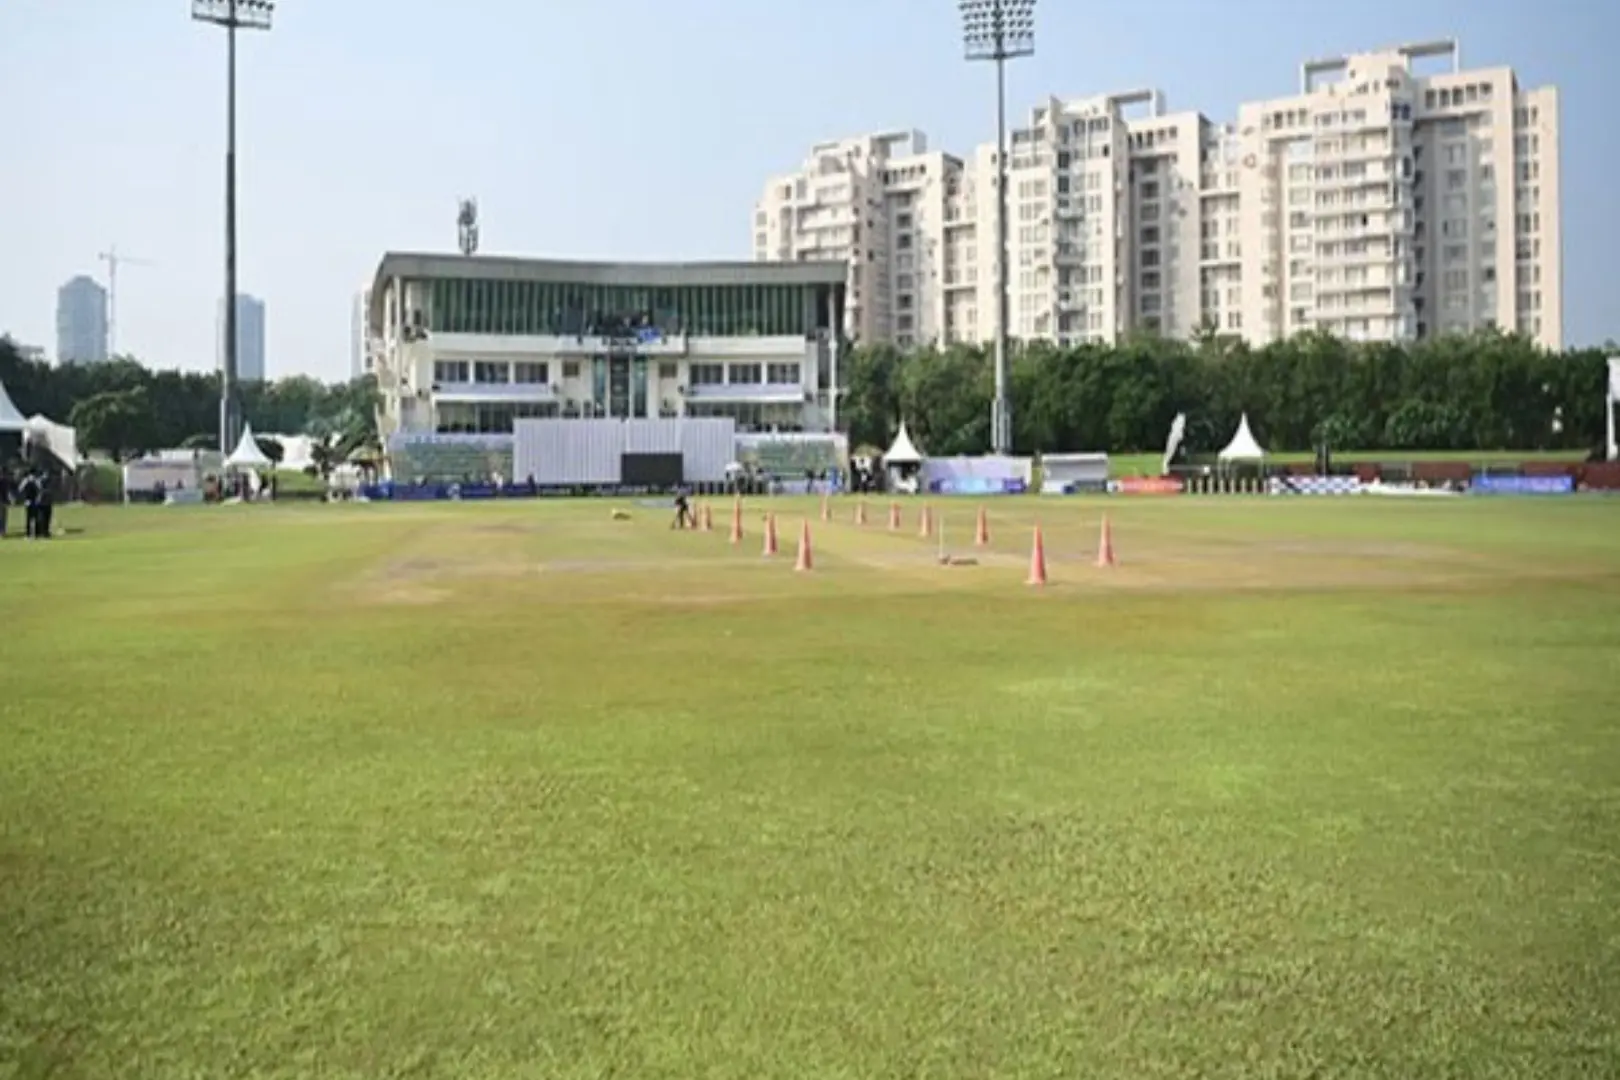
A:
[1217,413,1266,462]
[224,424,273,470]
[23,415,79,468]
[263,432,318,472]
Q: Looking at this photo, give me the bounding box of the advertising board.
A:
[1470,475,1574,494]
[1114,476,1184,495]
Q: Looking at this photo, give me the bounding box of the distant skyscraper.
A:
[217,293,267,383]
[350,286,372,380]
[56,275,109,364]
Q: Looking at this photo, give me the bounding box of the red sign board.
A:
[1116,476,1183,495]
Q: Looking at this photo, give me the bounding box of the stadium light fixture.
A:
[192,0,274,455]
[959,0,1035,456]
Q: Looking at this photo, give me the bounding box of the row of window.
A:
[431,359,803,387]
[423,279,831,338]
[431,360,554,385]
[687,363,802,386]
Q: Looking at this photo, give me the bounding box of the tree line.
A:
[4,329,1612,464]
[1,338,379,462]
[840,330,1614,459]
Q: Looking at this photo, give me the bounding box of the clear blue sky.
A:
[1,0,1614,382]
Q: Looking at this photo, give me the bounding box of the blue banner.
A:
[926,478,1027,495]
[1470,475,1574,494]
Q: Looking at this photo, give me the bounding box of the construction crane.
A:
[98,245,154,358]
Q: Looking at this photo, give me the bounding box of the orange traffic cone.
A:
[762,512,779,557]
[855,500,867,526]
[794,519,814,571]
[917,504,932,539]
[820,490,831,522]
[1096,514,1117,567]
[889,501,901,530]
[729,497,743,545]
[1027,524,1048,586]
[974,506,990,547]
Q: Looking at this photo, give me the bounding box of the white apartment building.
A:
[1233,40,1560,347]
[753,131,966,348]
[756,39,1561,352]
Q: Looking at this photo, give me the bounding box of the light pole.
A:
[960,0,1034,456]
[193,0,273,454]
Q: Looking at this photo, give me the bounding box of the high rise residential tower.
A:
[754,39,1562,351]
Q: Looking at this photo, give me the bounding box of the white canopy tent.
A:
[2,378,80,470]
[24,415,79,469]
[883,422,925,494]
[883,422,924,465]
[224,424,273,470]
[262,432,319,472]
[0,377,26,433]
[1217,413,1266,462]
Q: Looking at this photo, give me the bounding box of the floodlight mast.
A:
[192,0,273,455]
[960,0,1034,456]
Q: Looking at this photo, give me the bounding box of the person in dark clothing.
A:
[670,487,694,530]
[0,469,11,538]
[17,471,40,539]
[35,472,54,539]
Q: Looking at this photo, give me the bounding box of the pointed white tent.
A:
[0,377,27,433]
[883,422,924,465]
[224,423,273,470]
[1217,413,1266,461]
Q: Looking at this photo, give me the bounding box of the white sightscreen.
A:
[679,418,736,483]
[513,418,738,485]
[622,418,682,454]
[514,419,622,485]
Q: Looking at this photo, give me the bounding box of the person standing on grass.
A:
[35,470,54,539]
[17,470,39,539]
[670,486,693,530]
[0,468,12,538]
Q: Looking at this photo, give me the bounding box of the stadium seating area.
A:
[390,437,515,482]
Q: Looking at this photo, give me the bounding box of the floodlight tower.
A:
[192,0,273,454]
[960,0,1035,456]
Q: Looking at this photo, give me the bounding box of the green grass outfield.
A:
[3,495,1619,1078]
